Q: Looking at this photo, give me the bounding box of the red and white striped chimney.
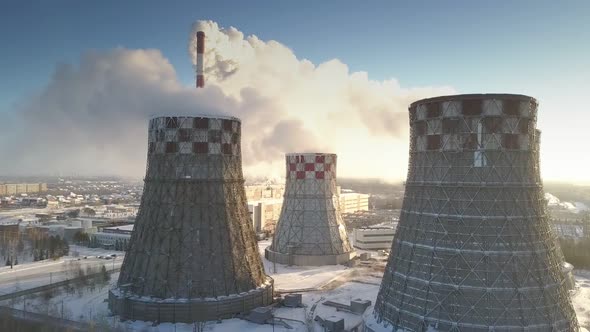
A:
[196,31,205,88]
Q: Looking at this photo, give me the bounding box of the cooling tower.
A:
[366,94,579,332]
[109,116,273,323]
[265,153,354,266]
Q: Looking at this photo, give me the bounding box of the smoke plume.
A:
[0,20,453,181]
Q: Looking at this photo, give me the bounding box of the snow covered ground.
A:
[0,245,123,295]
[0,207,57,224]
[573,271,590,330]
[545,193,590,213]
[1,241,588,331]
[257,239,352,292]
[0,241,385,331]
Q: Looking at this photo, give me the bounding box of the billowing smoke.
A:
[0,20,453,181]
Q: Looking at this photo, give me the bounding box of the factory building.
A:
[109,115,273,323]
[367,94,579,331]
[353,225,396,250]
[266,153,355,266]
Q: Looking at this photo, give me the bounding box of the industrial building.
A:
[353,225,396,250]
[266,153,355,266]
[367,94,579,331]
[109,115,273,323]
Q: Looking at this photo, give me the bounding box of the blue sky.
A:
[2,1,588,103]
[1,1,589,181]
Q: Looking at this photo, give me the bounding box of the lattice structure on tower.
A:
[265,153,354,266]
[366,94,579,332]
[109,116,273,323]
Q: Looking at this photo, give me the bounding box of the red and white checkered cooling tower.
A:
[109,116,273,322]
[265,153,355,266]
[365,94,578,332]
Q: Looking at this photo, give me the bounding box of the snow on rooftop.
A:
[104,224,134,231]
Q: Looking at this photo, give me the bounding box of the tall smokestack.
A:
[196,31,205,88]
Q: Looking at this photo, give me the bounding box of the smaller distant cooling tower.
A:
[109,116,273,323]
[265,153,354,266]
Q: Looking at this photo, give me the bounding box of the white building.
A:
[338,191,370,214]
[353,225,397,250]
[103,205,138,219]
[92,224,134,248]
[92,232,131,248]
[248,198,283,233]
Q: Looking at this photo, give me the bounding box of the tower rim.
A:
[410,93,537,108]
[285,152,336,156]
[149,114,241,122]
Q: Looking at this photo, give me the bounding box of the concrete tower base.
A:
[265,247,355,266]
[108,277,274,323]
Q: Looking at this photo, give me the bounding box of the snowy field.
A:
[573,271,590,330]
[0,207,55,224]
[257,239,353,292]
[0,240,386,331]
[0,241,588,331]
[0,245,123,296]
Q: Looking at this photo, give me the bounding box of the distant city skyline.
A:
[1,1,589,183]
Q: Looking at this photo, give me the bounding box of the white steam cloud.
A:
[0,20,453,181]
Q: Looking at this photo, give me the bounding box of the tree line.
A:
[32,235,69,261]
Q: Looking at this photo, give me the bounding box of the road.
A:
[0,254,123,295]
